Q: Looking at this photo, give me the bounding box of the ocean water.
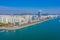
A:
[0,18,60,40]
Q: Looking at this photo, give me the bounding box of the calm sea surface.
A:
[0,18,60,40]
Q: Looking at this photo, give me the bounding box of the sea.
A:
[0,18,60,40]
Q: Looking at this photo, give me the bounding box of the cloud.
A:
[0,6,39,14]
[0,6,60,14]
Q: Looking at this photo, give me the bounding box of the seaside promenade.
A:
[0,17,54,32]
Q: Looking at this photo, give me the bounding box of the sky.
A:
[0,0,60,14]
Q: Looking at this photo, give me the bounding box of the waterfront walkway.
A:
[0,18,52,32]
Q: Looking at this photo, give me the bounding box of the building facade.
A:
[0,15,38,26]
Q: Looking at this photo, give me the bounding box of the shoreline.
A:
[0,18,51,31]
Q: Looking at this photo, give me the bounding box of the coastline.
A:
[0,18,52,31]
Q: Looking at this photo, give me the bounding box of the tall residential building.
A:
[38,10,41,17]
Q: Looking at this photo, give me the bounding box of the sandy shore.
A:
[0,18,51,31]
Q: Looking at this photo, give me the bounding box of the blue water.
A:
[0,18,60,40]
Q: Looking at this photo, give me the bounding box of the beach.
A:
[0,18,52,31]
[0,17,59,40]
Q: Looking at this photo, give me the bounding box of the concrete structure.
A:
[47,15,58,18]
[0,14,58,27]
[0,14,38,26]
[38,10,42,19]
